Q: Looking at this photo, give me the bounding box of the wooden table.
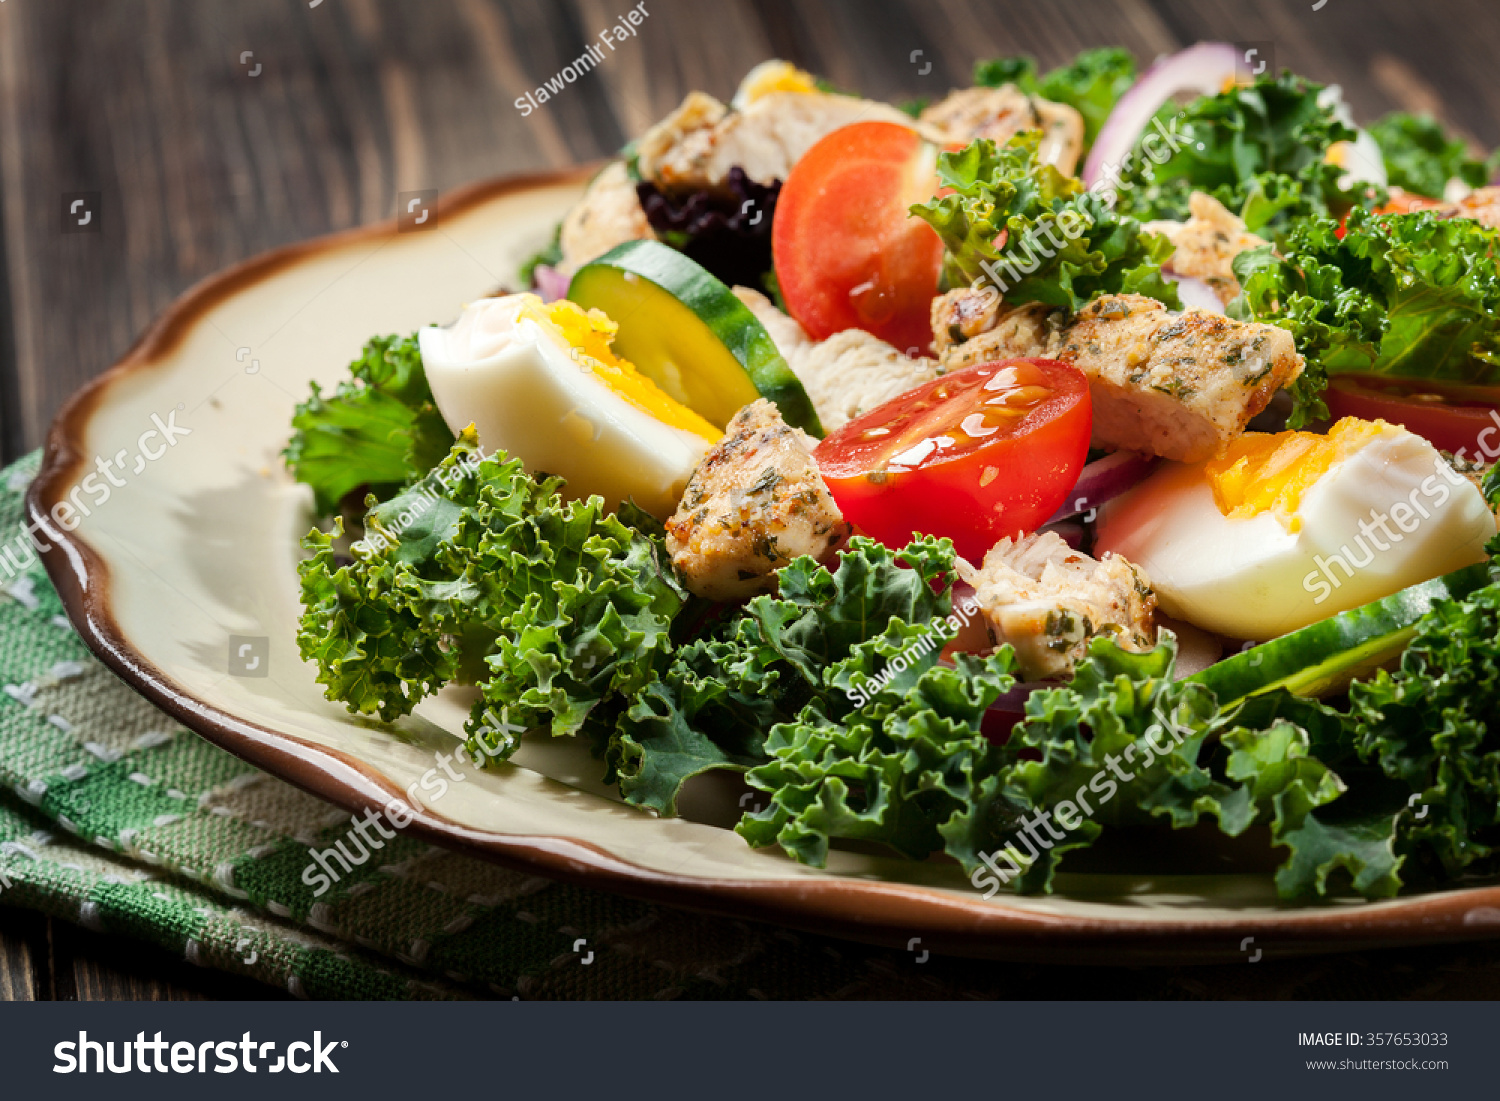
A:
[2,0,1499,999]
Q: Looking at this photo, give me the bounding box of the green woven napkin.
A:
[0,450,1022,1000]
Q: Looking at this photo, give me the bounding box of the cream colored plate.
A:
[31,170,1500,963]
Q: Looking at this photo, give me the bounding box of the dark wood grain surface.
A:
[3,0,1499,1000]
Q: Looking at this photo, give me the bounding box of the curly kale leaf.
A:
[1346,570,1500,888]
[912,132,1179,312]
[1233,205,1500,425]
[298,432,684,766]
[285,333,455,514]
[1114,73,1357,227]
[1368,112,1493,199]
[738,637,1017,868]
[622,536,964,817]
[985,639,1347,895]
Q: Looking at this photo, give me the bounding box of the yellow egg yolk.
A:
[1203,417,1391,532]
[740,62,820,102]
[519,297,721,444]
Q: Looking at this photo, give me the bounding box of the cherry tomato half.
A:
[1324,374,1500,456]
[813,359,1093,562]
[772,121,944,355]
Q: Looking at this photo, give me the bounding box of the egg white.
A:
[1096,425,1495,640]
[419,297,713,518]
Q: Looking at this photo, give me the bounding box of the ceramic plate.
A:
[30,170,1500,964]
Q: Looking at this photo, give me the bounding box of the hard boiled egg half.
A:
[1095,417,1496,640]
[419,294,719,517]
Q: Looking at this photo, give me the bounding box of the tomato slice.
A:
[813,358,1092,562]
[772,121,944,354]
[1325,374,1500,457]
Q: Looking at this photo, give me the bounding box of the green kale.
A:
[1367,112,1492,199]
[981,639,1347,895]
[1232,205,1500,425]
[628,536,967,817]
[912,132,1180,312]
[1345,565,1500,888]
[298,433,684,778]
[1114,73,1357,227]
[284,333,454,514]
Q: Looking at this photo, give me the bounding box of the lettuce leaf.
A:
[1233,205,1500,425]
[975,47,1136,150]
[1368,112,1493,200]
[285,333,454,514]
[912,132,1180,312]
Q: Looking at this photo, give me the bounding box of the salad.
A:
[286,47,1500,902]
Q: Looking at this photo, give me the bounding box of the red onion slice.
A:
[533,264,570,303]
[1083,42,1240,190]
[1047,450,1158,524]
[1165,271,1226,314]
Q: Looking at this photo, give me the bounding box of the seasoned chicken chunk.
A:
[734,287,940,430]
[959,532,1156,681]
[1143,191,1268,306]
[558,161,654,276]
[666,399,850,601]
[919,85,1084,174]
[638,90,935,193]
[934,291,1304,463]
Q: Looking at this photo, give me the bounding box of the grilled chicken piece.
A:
[959,532,1156,681]
[934,291,1304,463]
[665,399,850,601]
[558,161,654,276]
[919,85,1084,174]
[637,90,935,193]
[734,287,940,430]
[1143,191,1268,306]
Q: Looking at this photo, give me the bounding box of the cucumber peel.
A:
[569,240,823,436]
[1188,561,1492,704]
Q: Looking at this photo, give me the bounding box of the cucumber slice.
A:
[1187,562,1492,704]
[569,240,823,436]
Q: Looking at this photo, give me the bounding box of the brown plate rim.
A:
[25,167,1500,966]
